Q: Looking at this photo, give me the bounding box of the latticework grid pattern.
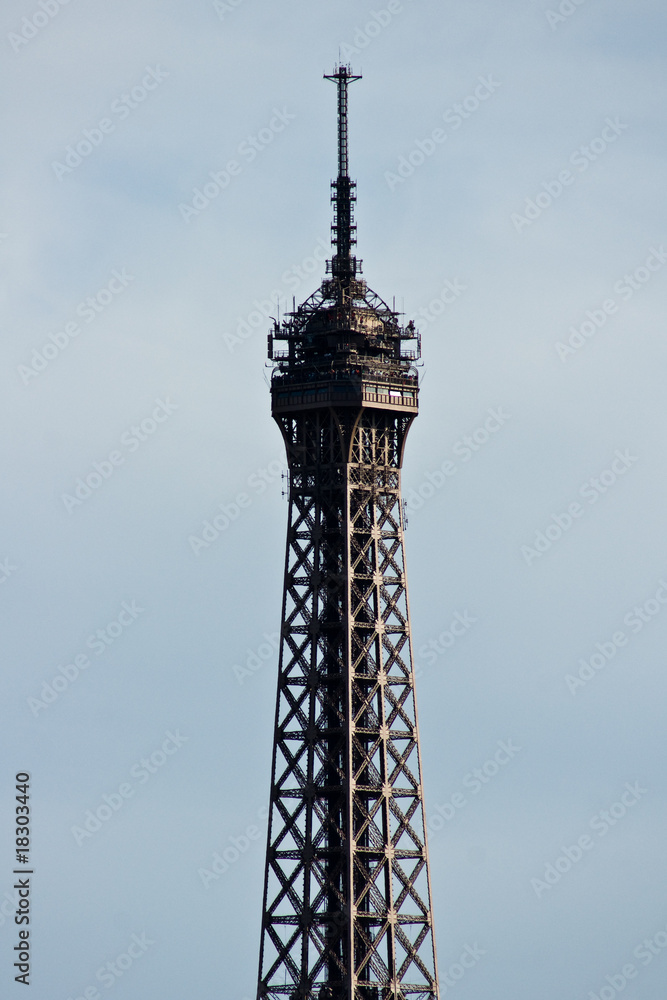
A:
[256,409,439,1000]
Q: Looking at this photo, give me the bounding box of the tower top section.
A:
[268,66,421,402]
[323,64,362,286]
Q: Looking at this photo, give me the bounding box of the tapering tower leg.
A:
[256,409,439,1000]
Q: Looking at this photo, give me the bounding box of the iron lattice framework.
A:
[256,66,439,1000]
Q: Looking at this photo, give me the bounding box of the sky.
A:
[2,1,667,998]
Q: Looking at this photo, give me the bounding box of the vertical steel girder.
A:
[256,406,440,1000]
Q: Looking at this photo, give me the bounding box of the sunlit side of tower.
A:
[256,66,440,1000]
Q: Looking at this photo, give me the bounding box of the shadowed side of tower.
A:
[255,66,439,1000]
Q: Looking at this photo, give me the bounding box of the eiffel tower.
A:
[255,65,440,1000]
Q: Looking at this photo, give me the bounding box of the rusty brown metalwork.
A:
[255,67,439,1000]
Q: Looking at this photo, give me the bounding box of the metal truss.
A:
[256,408,440,1000]
[254,61,439,1000]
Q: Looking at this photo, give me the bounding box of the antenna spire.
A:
[324,64,362,286]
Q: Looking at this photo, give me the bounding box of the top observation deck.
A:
[268,276,420,415]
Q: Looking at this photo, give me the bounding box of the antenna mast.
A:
[324,64,362,286]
